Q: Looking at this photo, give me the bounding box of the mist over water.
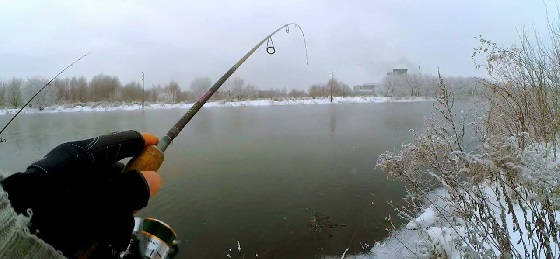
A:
[0,102,433,257]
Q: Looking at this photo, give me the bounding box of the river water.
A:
[0,102,434,258]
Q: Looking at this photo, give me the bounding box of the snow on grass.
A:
[367,185,560,258]
[405,207,437,230]
[0,96,431,115]
[365,189,451,259]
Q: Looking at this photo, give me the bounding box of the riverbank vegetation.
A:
[0,72,478,110]
[375,20,560,258]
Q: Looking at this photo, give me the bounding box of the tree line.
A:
[0,73,480,109]
[379,72,481,97]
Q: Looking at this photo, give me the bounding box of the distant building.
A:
[386,68,408,76]
[353,83,377,95]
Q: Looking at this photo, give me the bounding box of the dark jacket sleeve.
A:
[0,178,66,259]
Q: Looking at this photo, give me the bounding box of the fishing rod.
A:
[1,24,307,258]
[123,23,308,258]
[0,53,89,136]
[125,23,308,171]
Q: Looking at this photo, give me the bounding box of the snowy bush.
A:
[376,55,560,257]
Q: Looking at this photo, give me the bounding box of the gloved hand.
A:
[1,130,161,258]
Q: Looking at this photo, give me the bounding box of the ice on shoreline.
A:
[0,96,431,115]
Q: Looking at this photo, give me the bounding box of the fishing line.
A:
[0,53,89,136]
[291,23,309,65]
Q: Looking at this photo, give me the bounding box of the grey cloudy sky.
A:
[0,0,550,90]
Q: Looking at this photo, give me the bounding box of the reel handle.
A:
[125,145,165,172]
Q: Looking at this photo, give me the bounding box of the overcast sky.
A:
[0,0,551,90]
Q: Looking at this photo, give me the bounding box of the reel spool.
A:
[122,217,179,259]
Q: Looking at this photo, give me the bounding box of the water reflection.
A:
[329,105,337,136]
[0,102,434,258]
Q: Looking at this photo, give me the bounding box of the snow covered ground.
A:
[367,186,560,258]
[0,96,431,115]
[366,188,455,259]
[337,177,560,259]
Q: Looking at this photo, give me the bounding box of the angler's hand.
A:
[1,130,161,258]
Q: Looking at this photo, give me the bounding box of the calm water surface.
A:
[0,102,433,258]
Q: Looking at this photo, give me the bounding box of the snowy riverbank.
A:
[0,96,431,115]
[366,140,560,259]
[367,188,560,258]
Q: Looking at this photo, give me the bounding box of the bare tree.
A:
[0,81,6,108]
[228,77,245,100]
[120,82,143,102]
[404,73,422,96]
[90,74,121,101]
[308,84,325,98]
[145,87,160,103]
[7,79,22,108]
[23,77,51,109]
[190,77,211,97]
[69,76,88,103]
[307,78,352,98]
[52,78,70,103]
[288,89,307,98]
[380,75,397,96]
[167,81,180,103]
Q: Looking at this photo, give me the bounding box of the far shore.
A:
[0,96,432,115]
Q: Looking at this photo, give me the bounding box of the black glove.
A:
[1,130,151,258]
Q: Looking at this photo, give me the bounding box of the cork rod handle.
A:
[125,145,165,172]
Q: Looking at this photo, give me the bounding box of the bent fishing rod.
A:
[123,24,308,259]
[125,23,308,172]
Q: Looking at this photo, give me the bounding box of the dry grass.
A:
[376,26,560,256]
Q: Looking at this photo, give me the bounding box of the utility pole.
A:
[330,72,334,103]
[142,72,145,109]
